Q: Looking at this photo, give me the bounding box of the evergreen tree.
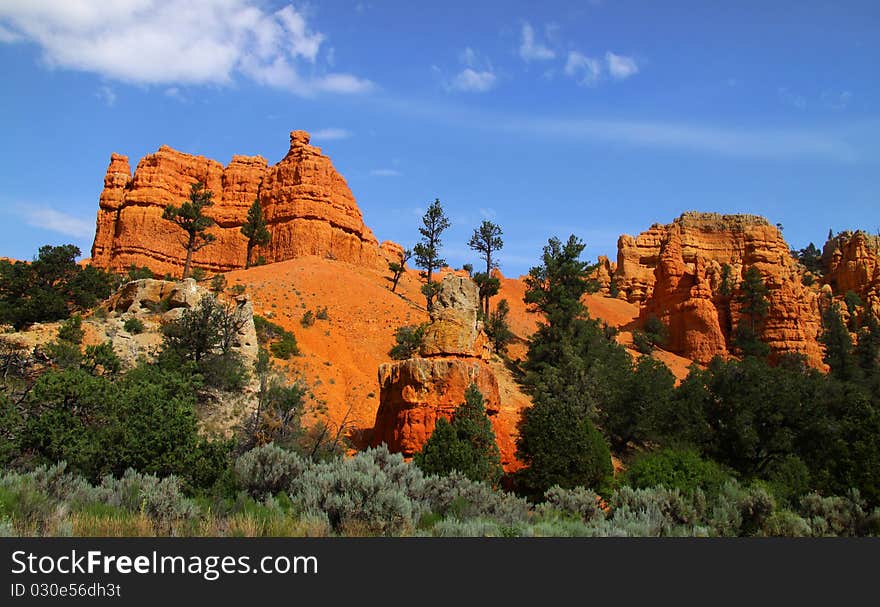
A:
[412,199,450,311]
[414,384,503,485]
[523,235,598,332]
[820,303,859,382]
[468,220,504,315]
[855,311,880,375]
[485,298,514,355]
[515,397,612,498]
[240,199,271,269]
[162,181,216,279]
[387,248,412,293]
[733,266,771,357]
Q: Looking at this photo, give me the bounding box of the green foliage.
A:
[389,324,427,360]
[412,199,450,310]
[515,398,612,499]
[241,199,271,269]
[461,263,473,277]
[190,267,206,282]
[315,306,329,321]
[387,248,412,293]
[793,242,823,275]
[632,330,654,354]
[161,181,216,279]
[0,245,113,329]
[600,356,675,450]
[125,265,155,281]
[484,299,514,355]
[123,317,145,334]
[210,274,227,293]
[82,343,122,376]
[253,315,299,359]
[160,295,249,389]
[234,444,307,498]
[718,263,735,297]
[57,314,84,344]
[623,448,733,499]
[821,303,859,381]
[732,266,770,357]
[300,310,315,328]
[642,314,668,348]
[468,220,503,314]
[523,235,598,330]
[414,384,503,485]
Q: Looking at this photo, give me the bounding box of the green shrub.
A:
[300,310,315,328]
[539,485,605,523]
[315,306,329,321]
[270,334,300,359]
[234,445,308,498]
[623,448,733,499]
[389,324,426,360]
[632,330,653,354]
[58,314,84,344]
[123,317,145,335]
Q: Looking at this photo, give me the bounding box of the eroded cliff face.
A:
[372,275,513,466]
[91,131,382,276]
[823,231,880,316]
[616,212,823,365]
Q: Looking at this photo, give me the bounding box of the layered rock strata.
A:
[616,213,823,365]
[91,131,382,276]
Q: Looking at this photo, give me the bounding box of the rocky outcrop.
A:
[619,213,823,365]
[420,274,490,358]
[103,278,258,366]
[372,275,506,461]
[823,231,880,316]
[91,131,382,276]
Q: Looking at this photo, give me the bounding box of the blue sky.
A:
[1,0,878,276]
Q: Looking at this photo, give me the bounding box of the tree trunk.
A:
[245,242,254,269]
[182,244,194,279]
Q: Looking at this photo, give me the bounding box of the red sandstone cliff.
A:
[91,131,382,276]
[823,231,880,316]
[616,213,823,366]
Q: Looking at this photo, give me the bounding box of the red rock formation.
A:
[372,274,510,465]
[823,231,880,316]
[90,131,382,276]
[622,213,823,366]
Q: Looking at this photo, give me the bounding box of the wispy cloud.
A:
[95,85,116,107]
[0,1,373,96]
[516,116,858,162]
[370,169,402,177]
[519,22,555,62]
[605,52,638,80]
[821,90,853,111]
[442,46,497,93]
[778,87,807,109]
[312,128,352,140]
[564,51,601,86]
[450,68,496,92]
[20,206,94,239]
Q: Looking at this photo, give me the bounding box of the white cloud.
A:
[0,0,373,96]
[444,47,496,93]
[479,208,497,220]
[450,68,496,93]
[96,85,116,107]
[370,169,402,177]
[312,128,352,140]
[519,22,555,61]
[20,207,94,239]
[605,51,638,80]
[564,51,601,86]
[778,87,807,109]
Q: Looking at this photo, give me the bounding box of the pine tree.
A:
[162,181,216,279]
[468,220,504,315]
[240,199,270,269]
[414,384,503,485]
[733,266,771,357]
[387,248,412,293]
[821,303,859,382]
[412,199,450,311]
